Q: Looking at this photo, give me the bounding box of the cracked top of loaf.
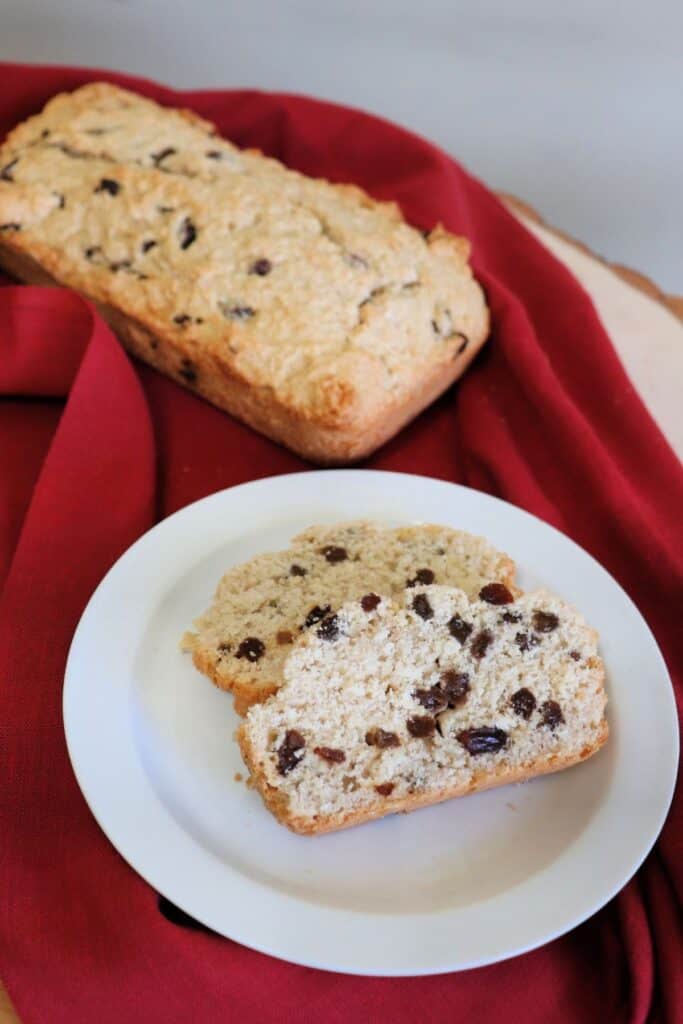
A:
[0,82,488,433]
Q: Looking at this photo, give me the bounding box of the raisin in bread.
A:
[238,585,608,834]
[182,521,516,715]
[0,83,489,464]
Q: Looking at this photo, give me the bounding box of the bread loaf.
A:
[0,83,489,463]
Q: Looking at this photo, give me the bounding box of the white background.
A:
[1,0,681,291]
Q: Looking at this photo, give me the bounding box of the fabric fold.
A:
[0,63,680,1024]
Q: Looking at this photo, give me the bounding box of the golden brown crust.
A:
[0,82,489,464]
[0,240,488,464]
[189,645,278,716]
[238,717,609,835]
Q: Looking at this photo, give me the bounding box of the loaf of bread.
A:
[0,83,489,463]
[239,585,608,834]
[182,521,516,714]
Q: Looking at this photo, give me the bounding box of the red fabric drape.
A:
[0,64,680,1024]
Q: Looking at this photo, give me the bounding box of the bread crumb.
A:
[240,584,607,834]
[234,772,243,783]
[185,521,516,714]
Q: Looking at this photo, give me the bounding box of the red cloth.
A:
[0,63,681,1024]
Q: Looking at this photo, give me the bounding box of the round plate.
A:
[63,470,678,976]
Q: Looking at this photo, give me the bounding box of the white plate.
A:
[63,470,679,976]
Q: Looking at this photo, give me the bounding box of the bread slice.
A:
[238,585,608,834]
[182,521,516,715]
[0,83,489,463]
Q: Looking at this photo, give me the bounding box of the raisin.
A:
[235,637,265,662]
[539,700,564,730]
[304,604,331,628]
[216,642,231,655]
[232,305,255,320]
[406,568,435,587]
[249,258,272,276]
[109,259,132,272]
[407,715,436,738]
[457,727,508,755]
[173,314,192,326]
[151,146,177,165]
[440,670,470,707]
[205,150,222,159]
[345,251,368,268]
[569,650,581,661]
[141,239,157,253]
[479,583,514,605]
[94,178,120,196]
[455,333,469,355]
[0,222,21,231]
[533,610,559,633]
[277,729,305,775]
[0,158,19,182]
[365,728,400,748]
[314,746,345,764]
[290,564,307,577]
[471,629,493,659]
[414,686,447,713]
[375,782,394,796]
[219,302,255,320]
[412,593,434,621]
[501,611,523,624]
[179,217,197,249]
[276,630,293,645]
[515,632,540,653]
[448,616,472,643]
[158,205,175,213]
[317,614,341,641]
[510,688,536,720]
[54,192,65,209]
[84,245,101,260]
[321,545,348,563]
[179,359,197,384]
[54,142,88,160]
[361,593,381,612]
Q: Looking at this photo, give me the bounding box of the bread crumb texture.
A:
[182,521,516,712]
[239,585,608,834]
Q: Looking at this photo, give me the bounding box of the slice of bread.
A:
[182,522,516,714]
[238,585,608,834]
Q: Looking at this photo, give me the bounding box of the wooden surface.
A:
[0,986,17,1024]
[504,197,683,456]
[1,198,680,1024]
[502,194,683,323]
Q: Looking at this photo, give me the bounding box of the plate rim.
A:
[63,469,680,976]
